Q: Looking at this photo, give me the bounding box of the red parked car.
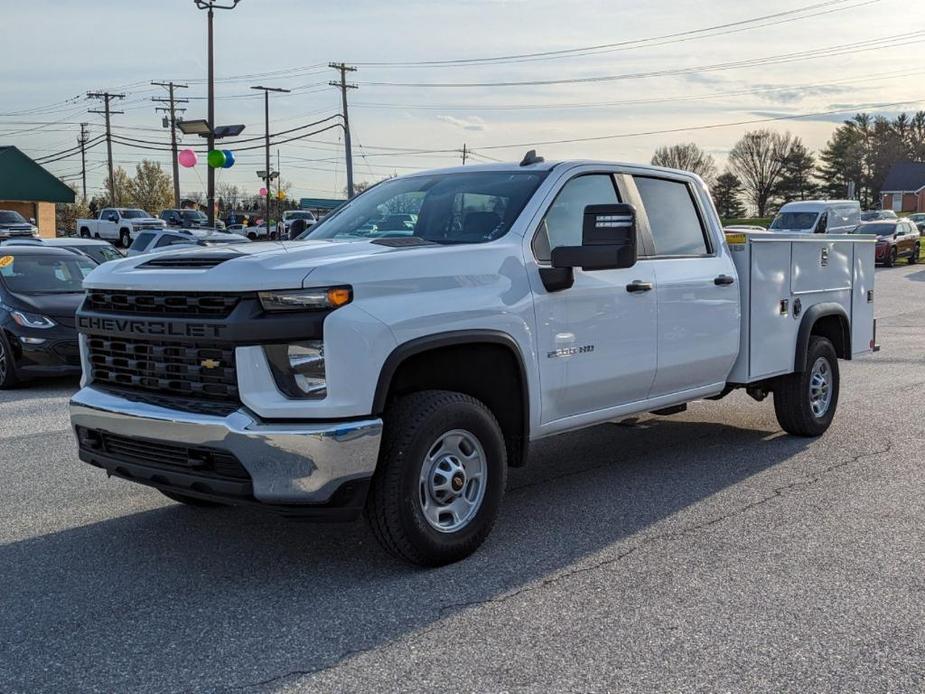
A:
[853,219,920,267]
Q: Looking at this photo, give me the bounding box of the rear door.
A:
[529,170,658,426]
[628,174,740,398]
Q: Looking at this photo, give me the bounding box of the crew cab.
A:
[77,208,165,247]
[0,210,39,240]
[69,157,877,566]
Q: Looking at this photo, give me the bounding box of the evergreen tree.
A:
[712,171,747,219]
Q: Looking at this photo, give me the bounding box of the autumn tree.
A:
[651,143,717,186]
[712,171,747,219]
[728,129,794,217]
[128,160,173,215]
[104,167,134,207]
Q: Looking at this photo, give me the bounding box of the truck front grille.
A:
[87,336,238,402]
[85,290,240,318]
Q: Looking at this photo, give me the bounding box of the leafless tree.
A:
[651,143,718,186]
[728,130,794,217]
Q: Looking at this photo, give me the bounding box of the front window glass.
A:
[0,254,96,293]
[92,246,123,262]
[533,174,619,262]
[0,211,27,224]
[853,223,895,236]
[304,172,547,244]
[130,232,156,250]
[771,212,819,231]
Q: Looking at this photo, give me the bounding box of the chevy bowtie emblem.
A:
[201,358,221,369]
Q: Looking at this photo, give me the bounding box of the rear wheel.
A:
[366,390,507,566]
[79,227,90,238]
[159,490,224,507]
[247,232,257,240]
[773,336,839,437]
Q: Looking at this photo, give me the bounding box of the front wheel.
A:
[885,247,897,267]
[910,244,920,265]
[773,336,839,437]
[366,390,507,566]
[0,332,20,389]
[119,229,131,248]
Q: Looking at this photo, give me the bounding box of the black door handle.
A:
[626,280,654,293]
[714,274,735,286]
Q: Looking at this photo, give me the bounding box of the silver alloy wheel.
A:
[809,356,833,418]
[419,429,488,533]
[0,339,6,381]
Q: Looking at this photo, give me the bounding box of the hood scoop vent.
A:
[371,237,437,248]
[140,253,240,269]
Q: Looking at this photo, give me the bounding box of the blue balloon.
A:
[221,150,235,169]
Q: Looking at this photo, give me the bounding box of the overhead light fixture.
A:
[177,119,212,136]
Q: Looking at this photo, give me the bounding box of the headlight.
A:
[258,286,352,312]
[11,310,56,329]
[264,341,326,399]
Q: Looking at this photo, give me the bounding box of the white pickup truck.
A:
[77,208,165,247]
[70,156,877,566]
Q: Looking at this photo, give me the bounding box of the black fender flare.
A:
[794,302,850,372]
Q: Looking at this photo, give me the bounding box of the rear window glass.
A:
[634,176,709,256]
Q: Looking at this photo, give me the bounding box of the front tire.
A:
[885,247,897,267]
[119,229,131,248]
[0,332,20,389]
[910,244,920,264]
[366,390,507,566]
[773,336,839,437]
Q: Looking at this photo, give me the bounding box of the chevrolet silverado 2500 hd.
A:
[78,208,165,247]
[69,156,877,566]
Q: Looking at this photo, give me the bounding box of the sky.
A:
[2,0,924,203]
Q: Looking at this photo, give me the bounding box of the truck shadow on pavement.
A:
[0,415,809,692]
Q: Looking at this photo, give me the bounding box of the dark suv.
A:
[0,246,95,387]
[854,219,921,267]
[160,208,226,230]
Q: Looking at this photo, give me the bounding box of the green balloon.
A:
[207,150,226,168]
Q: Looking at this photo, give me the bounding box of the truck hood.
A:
[81,239,434,292]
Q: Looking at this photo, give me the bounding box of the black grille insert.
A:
[83,429,250,481]
[87,336,238,401]
[84,290,240,317]
[141,253,240,269]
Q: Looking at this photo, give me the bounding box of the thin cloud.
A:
[437,115,487,131]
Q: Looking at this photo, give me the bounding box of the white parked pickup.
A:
[77,208,165,247]
[70,155,877,566]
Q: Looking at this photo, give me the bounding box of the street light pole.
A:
[250,85,289,236]
[194,0,242,226]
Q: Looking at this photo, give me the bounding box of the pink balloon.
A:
[259,187,268,196]
[178,149,198,168]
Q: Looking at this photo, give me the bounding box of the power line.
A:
[359,33,922,88]
[152,81,189,207]
[87,91,125,204]
[351,0,875,67]
[330,62,358,197]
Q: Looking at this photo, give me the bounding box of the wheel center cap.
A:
[451,473,465,492]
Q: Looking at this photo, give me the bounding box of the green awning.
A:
[0,146,75,203]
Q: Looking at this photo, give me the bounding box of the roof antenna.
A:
[520,150,544,167]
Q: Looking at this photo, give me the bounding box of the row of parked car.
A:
[725,200,923,267]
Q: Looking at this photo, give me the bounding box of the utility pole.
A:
[329,63,357,198]
[78,123,89,201]
[461,143,468,165]
[152,81,189,208]
[87,91,125,205]
[250,85,290,233]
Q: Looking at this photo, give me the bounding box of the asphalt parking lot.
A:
[1,264,923,693]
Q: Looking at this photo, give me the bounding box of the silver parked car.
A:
[126,228,250,256]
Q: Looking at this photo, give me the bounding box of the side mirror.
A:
[29,217,36,225]
[551,204,637,270]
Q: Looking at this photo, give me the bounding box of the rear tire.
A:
[773,336,839,437]
[159,490,224,507]
[366,390,507,566]
[119,229,131,248]
[79,228,90,238]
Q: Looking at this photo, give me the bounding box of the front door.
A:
[529,172,658,427]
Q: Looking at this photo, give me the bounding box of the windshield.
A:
[853,223,895,236]
[0,211,28,224]
[770,212,819,230]
[86,245,123,262]
[120,209,150,219]
[182,210,208,221]
[286,211,314,220]
[304,171,547,244]
[0,253,96,293]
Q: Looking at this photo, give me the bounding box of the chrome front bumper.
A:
[69,386,383,505]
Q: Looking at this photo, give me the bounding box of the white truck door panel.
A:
[747,240,797,379]
[791,240,852,294]
[851,242,876,356]
[649,257,739,396]
[534,264,658,423]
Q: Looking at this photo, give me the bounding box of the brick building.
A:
[880,161,925,213]
[0,146,75,237]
